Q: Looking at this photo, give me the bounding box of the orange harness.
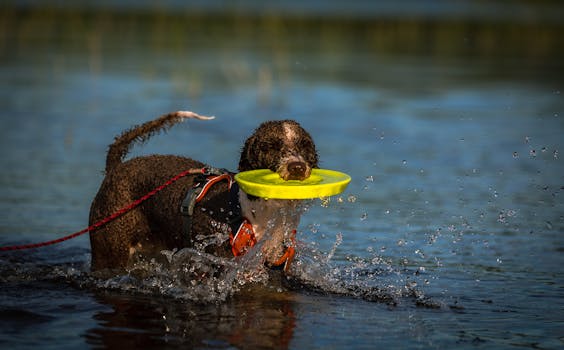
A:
[230,219,296,272]
[182,172,296,272]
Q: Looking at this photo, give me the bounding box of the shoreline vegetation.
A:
[1,2,562,87]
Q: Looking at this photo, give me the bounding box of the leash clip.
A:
[203,165,231,176]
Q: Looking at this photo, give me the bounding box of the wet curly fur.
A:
[89,111,318,272]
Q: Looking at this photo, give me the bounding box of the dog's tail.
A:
[105,111,214,173]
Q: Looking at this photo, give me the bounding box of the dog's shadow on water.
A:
[82,260,451,349]
[86,285,298,349]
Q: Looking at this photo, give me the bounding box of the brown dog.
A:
[89,111,318,273]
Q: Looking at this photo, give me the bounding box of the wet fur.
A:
[89,111,318,272]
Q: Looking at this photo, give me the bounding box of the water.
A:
[1,2,563,349]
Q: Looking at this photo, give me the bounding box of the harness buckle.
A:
[203,166,231,176]
[180,174,207,216]
[229,219,256,256]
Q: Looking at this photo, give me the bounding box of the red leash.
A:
[0,167,207,252]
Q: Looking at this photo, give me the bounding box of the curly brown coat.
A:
[89,111,318,272]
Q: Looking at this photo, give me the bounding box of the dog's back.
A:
[89,112,233,271]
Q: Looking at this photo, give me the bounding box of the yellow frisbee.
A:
[234,169,351,199]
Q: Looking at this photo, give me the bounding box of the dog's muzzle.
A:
[287,161,307,180]
[280,160,311,181]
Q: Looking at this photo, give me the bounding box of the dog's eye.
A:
[298,138,318,165]
[298,138,315,152]
[261,140,283,150]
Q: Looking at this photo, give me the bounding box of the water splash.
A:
[285,235,444,308]
[0,200,444,308]
[324,232,342,263]
[0,236,445,308]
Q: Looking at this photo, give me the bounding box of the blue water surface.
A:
[1,2,563,349]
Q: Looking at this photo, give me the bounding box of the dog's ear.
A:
[238,134,256,172]
[297,130,319,168]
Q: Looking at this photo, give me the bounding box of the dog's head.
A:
[237,120,318,270]
[238,120,318,181]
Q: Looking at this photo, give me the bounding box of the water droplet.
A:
[402,160,407,165]
[347,195,357,203]
[365,175,374,182]
[554,150,559,159]
[308,223,319,234]
[397,239,406,246]
[360,212,368,221]
[512,151,519,159]
[546,221,553,230]
[530,149,536,158]
[525,136,530,143]
[325,233,343,263]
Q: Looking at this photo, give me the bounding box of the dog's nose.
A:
[287,161,307,180]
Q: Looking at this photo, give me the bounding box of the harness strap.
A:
[229,219,256,256]
[180,172,234,216]
[271,230,296,272]
[229,220,296,272]
[181,171,296,272]
[180,172,237,246]
[195,173,234,201]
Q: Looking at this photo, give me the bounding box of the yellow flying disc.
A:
[234,169,351,199]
